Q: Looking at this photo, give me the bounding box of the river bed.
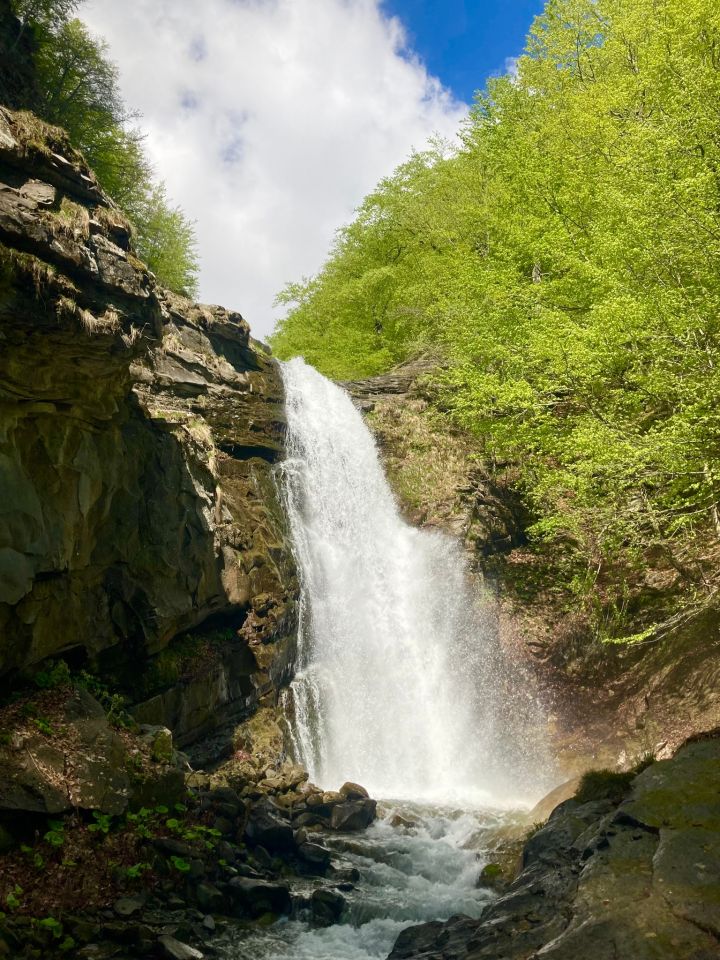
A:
[213,801,524,960]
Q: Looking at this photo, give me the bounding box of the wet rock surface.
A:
[0,688,377,959]
[0,105,297,745]
[0,93,310,960]
[389,733,720,960]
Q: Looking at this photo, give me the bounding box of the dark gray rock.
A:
[153,838,195,859]
[213,816,235,836]
[194,882,224,914]
[329,798,377,831]
[112,898,143,918]
[293,811,325,829]
[328,861,361,884]
[389,735,720,960]
[245,798,295,852]
[296,840,332,872]
[310,887,345,926]
[227,876,291,918]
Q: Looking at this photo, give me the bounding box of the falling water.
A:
[279,358,550,807]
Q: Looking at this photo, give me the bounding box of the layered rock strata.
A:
[0,107,297,742]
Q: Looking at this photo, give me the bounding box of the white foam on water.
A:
[215,804,501,960]
[216,359,554,959]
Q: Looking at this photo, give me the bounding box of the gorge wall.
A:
[0,104,298,746]
[344,360,720,782]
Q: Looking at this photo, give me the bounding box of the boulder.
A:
[0,688,131,816]
[329,798,377,831]
[339,781,369,800]
[129,767,185,811]
[281,762,309,789]
[293,811,325,829]
[244,797,295,852]
[194,882,224,914]
[139,725,174,764]
[388,735,720,960]
[311,887,345,926]
[296,841,332,872]
[227,877,291,918]
[208,786,242,811]
[328,862,361,884]
[158,935,204,960]
[113,898,143,918]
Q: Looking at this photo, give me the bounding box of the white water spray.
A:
[279,358,550,806]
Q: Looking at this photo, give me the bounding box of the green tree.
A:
[12,4,199,297]
[10,0,76,45]
[272,0,720,637]
[132,183,199,298]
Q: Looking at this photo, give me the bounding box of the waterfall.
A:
[279,357,550,806]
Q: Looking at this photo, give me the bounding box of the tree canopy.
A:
[272,0,720,637]
[12,0,199,296]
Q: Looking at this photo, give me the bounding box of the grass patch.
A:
[574,754,656,805]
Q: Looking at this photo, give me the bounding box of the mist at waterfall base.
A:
[216,803,516,960]
[279,357,552,807]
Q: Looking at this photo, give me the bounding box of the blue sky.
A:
[383,0,544,102]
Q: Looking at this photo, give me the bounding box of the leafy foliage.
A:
[11,1,199,295]
[33,659,71,689]
[272,0,720,634]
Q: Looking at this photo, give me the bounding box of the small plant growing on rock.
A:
[32,716,54,735]
[20,844,45,869]
[126,807,155,838]
[575,753,656,805]
[33,660,71,690]
[38,916,63,938]
[43,820,65,847]
[76,672,135,729]
[170,855,191,873]
[5,885,23,910]
[88,811,114,835]
[574,769,635,804]
[106,693,133,729]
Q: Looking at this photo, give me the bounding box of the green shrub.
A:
[11,1,199,296]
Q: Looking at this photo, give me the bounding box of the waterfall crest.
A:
[279,358,550,806]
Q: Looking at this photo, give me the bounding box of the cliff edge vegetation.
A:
[3,0,198,295]
[273,0,720,652]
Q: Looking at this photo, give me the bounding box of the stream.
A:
[215,801,523,960]
[216,359,552,958]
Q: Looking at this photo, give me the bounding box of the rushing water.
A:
[279,357,550,806]
[215,802,520,960]
[218,358,553,959]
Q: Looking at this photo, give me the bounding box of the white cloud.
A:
[80,0,467,339]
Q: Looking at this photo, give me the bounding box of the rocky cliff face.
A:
[391,732,720,960]
[343,356,528,560]
[0,106,297,741]
[346,360,720,782]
